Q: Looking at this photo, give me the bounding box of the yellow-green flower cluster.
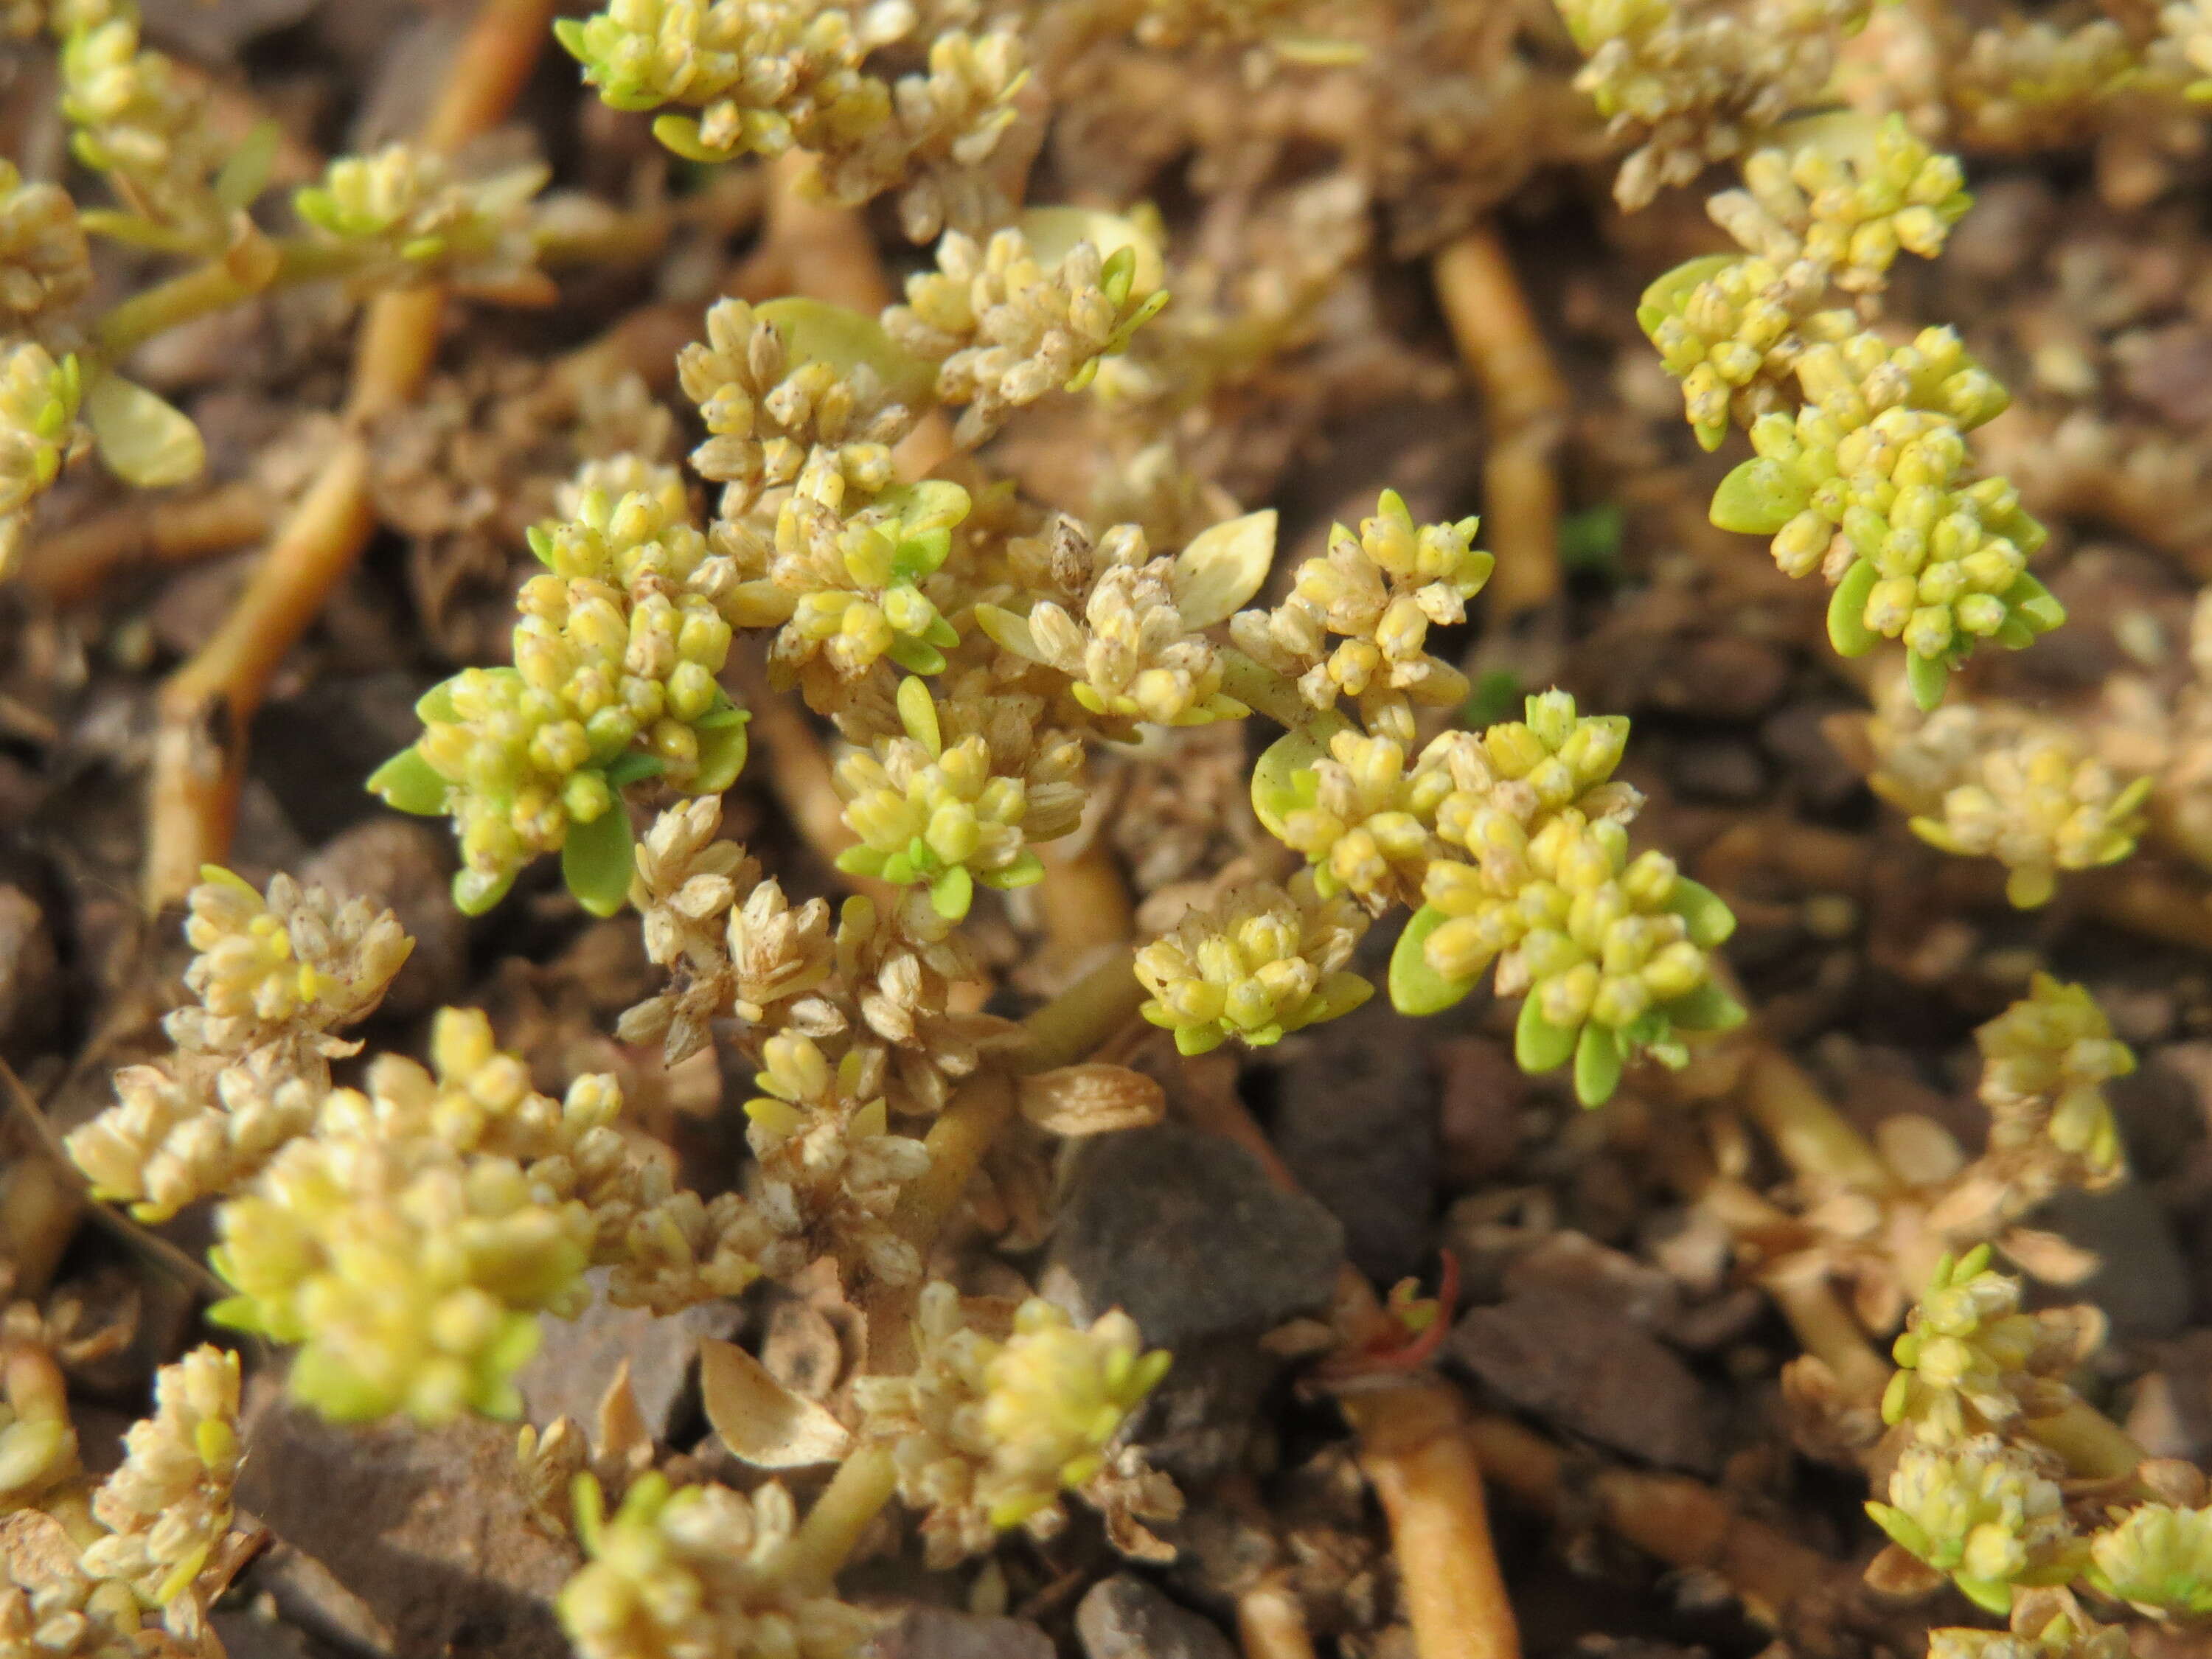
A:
[1976,976,2132,1192]
[66,867,412,1220]
[559,1472,877,1659]
[1277,728,1473,911]
[1868,1436,2082,1614]
[292,144,548,292]
[1714,395,2059,710]
[742,1032,931,1287]
[833,677,1081,920]
[1867,698,2149,906]
[0,161,88,330]
[883,216,1169,446]
[0,339,84,575]
[206,1009,629,1423]
[1882,1248,2081,1447]
[979,518,1248,728]
[679,296,926,515]
[1636,252,1840,450]
[1953,20,2143,148]
[2085,1503,2212,1618]
[79,1348,238,1608]
[554,0,888,167]
[54,0,230,247]
[1230,490,1491,743]
[1706,119,1972,293]
[737,470,969,695]
[1134,871,1371,1054]
[1559,0,1874,209]
[373,457,751,916]
[854,1284,1171,1565]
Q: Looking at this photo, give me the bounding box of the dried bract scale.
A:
[1134,870,1371,1054]
[292,145,550,293]
[884,218,1167,445]
[560,1473,878,1659]
[852,1284,1174,1566]
[681,297,922,515]
[1231,490,1490,743]
[80,1348,239,1608]
[1866,1434,2082,1614]
[978,516,1248,728]
[0,341,84,576]
[0,163,88,330]
[1865,693,2149,908]
[831,889,1015,1117]
[1975,977,2132,1195]
[833,677,1083,919]
[1559,0,1874,209]
[1930,1594,2132,1659]
[744,1034,931,1286]
[815,29,1035,243]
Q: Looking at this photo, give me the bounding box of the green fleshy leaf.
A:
[930,863,973,920]
[1312,970,1374,1027]
[204,1295,261,1332]
[979,849,1045,890]
[757,296,936,408]
[1709,457,1809,535]
[1666,877,1736,947]
[651,114,730,164]
[1955,1577,2016,1618]
[85,373,204,488]
[1170,508,1279,629]
[1514,994,1577,1075]
[526,524,557,568]
[2002,572,2067,636]
[552,15,588,58]
[1174,1024,1226,1056]
[415,678,465,723]
[835,845,887,878]
[886,635,948,675]
[690,710,750,794]
[1661,979,1747,1033]
[215,121,281,210]
[560,801,634,918]
[1905,648,1950,712]
[1826,559,1880,658]
[1573,1022,1625,1107]
[603,749,667,789]
[453,865,518,916]
[366,746,450,816]
[1388,906,1480,1017]
[1636,255,1736,340]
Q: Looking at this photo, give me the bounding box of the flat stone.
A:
[1046,1124,1343,1352]
[866,1606,1054,1659]
[1077,1576,1237,1659]
[516,1267,745,1439]
[235,1374,577,1659]
[1270,1001,1437,1282]
[1447,1289,1720,1474]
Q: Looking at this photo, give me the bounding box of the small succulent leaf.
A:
[698,1338,851,1468]
[929,863,973,920]
[1514,994,1577,1074]
[757,296,936,407]
[86,374,204,488]
[1171,508,1279,628]
[215,122,282,210]
[1660,979,1746,1033]
[690,712,751,795]
[366,747,450,815]
[1827,560,1880,658]
[1709,457,1809,535]
[1573,1022,1624,1107]
[1666,877,1736,947]
[453,864,518,916]
[1905,648,1950,712]
[602,750,666,789]
[1636,254,1737,337]
[1251,714,1349,838]
[1389,907,1478,1017]
[561,799,634,918]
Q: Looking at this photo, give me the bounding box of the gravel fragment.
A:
[1077,1576,1237,1659]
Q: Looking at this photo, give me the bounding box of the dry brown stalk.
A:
[21,481,274,604]
[1433,227,1568,623]
[142,0,559,906]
